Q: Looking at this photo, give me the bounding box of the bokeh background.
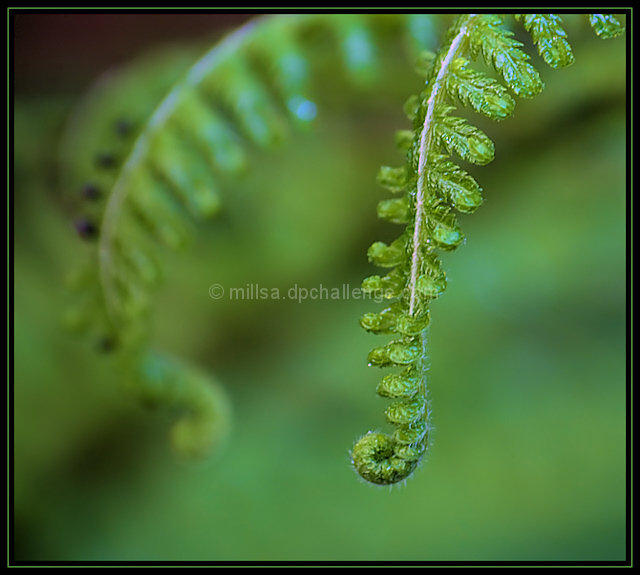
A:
[12,12,628,563]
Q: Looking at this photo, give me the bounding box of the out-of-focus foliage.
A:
[13,13,626,562]
[56,14,440,462]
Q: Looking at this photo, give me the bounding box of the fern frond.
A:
[61,12,623,470]
[351,12,625,485]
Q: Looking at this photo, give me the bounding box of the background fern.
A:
[13,11,627,562]
[58,13,441,459]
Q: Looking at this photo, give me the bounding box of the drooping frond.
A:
[60,12,624,468]
[351,13,625,485]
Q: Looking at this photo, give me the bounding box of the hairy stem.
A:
[408,14,477,315]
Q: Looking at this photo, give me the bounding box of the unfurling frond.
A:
[127,351,231,458]
[351,12,625,485]
[59,12,624,474]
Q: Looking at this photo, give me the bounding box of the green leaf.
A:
[368,339,421,367]
[517,14,575,69]
[360,304,402,334]
[447,57,516,119]
[470,14,544,98]
[377,165,409,194]
[204,56,286,147]
[416,272,447,299]
[171,88,246,174]
[393,420,428,445]
[377,197,410,224]
[589,14,625,39]
[385,395,426,426]
[395,310,431,336]
[367,237,407,268]
[361,268,407,300]
[429,157,484,214]
[435,111,495,165]
[431,218,465,251]
[149,129,221,219]
[376,369,420,399]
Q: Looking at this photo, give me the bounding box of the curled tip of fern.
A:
[351,432,419,485]
[170,413,230,459]
[127,351,232,459]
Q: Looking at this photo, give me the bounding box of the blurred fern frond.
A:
[61,13,442,457]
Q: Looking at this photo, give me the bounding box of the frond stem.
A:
[408,14,477,315]
[97,17,268,324]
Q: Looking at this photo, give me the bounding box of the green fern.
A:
[350,13,625,485]
[61,12,624,472]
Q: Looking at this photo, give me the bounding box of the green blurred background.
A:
[12,13,627,563]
